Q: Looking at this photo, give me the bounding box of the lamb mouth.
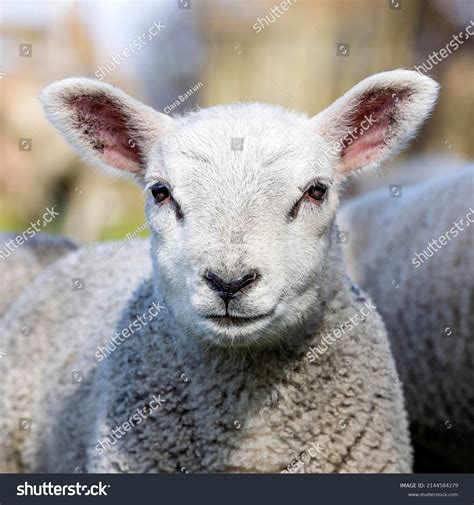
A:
[205,313,272,326]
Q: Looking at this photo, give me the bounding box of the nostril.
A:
[236,271,259,291]
[204,271,227,291]
[204,270,259,301]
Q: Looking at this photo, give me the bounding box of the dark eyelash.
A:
[301,179,331,193]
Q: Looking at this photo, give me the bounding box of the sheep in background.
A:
[337,166,474,471]
[1,70,438,473]
[0,233,78,317]
[347,153,467,199]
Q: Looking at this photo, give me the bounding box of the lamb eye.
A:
[307,182,327,202]
[150,182,170,203]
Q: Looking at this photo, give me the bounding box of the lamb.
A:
[337,166,474,472]
[0,69,439,473]
[0,232,78,317]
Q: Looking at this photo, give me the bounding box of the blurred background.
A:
[0,0,472,242]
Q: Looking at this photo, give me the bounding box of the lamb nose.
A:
[204,270,259,301]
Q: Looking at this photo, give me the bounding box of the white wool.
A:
[0,70,439,473]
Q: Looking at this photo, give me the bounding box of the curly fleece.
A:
[1,234,411,473]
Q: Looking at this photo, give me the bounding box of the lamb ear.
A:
[311,70,439,177]
[40,78,173,184]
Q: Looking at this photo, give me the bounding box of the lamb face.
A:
[145,105,341,346]
[40,70,439,347]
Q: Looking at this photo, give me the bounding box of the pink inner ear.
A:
[340,88,409,173]
[69,95,143,173]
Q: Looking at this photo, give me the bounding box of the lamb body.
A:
[1,233,410,472]
[1,70,439,473]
